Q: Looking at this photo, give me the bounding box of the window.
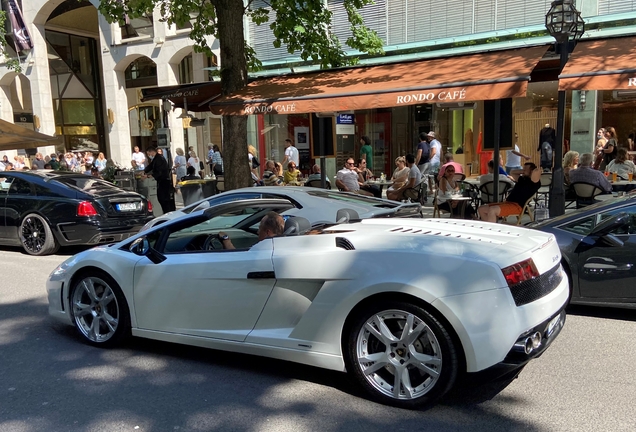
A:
[9,178,32,195]
[121,15,154,40]
[559,202,636,236]
[125,57,158,88]
[0,176,13,195]
[182,193,263,214]
[53,177,122,194]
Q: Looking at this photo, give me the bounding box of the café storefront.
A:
[208,45,552,179]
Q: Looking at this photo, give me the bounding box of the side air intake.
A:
[335,237,355,250]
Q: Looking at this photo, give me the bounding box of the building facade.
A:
[1,0,635,178]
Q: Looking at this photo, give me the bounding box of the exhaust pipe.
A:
[522,332,543,354]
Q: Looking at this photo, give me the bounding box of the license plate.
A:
[116,203,140,212]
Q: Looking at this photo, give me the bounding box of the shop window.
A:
[61,100,96,125]
[125,57,158,88]
[121,15,154,40]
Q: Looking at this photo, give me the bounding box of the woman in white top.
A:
[606,148,636,180]
[187,151,201,178]
[174,148,187,180]
[437,165,475,219]
[94,152,107,172]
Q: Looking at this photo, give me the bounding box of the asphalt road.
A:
[1,246,635,432]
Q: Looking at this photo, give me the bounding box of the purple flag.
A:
[6,0,33,51]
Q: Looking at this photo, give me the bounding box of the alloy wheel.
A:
[355,309,443,400]
[21,216,47,254]
[72,277,120,343]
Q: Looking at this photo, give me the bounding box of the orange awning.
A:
[559,37,636,91]
[209,46,548,116]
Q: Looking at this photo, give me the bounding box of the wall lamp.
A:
[107,108,115,125]
[579,90,587,111]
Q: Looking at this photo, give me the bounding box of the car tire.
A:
[20,213,59,256]
[344,301,458,409]
[70,271,131,348]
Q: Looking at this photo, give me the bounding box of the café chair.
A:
[306,179,332,189]
[403,180,428,205]
[535,172,552,207]
[432,189,451,218]
[571,182,604,208]
[215,176,225,193]
[479,181,511,205]
[499,195,535,226]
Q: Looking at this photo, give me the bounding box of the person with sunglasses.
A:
[437,164,475,219]
[336,158,372,196]
[283,161,301,184]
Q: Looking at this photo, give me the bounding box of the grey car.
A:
[530,195,636,308]
[141,186,422,231]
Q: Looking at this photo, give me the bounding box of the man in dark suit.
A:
[144,147,175,213]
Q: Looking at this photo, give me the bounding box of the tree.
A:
[99,0,384,190]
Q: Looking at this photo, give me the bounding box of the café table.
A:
[447,195,472,219]
[610,179,636,193]
[365,179,393,197]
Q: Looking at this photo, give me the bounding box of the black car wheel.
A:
[20,213,59,256]
[344,301,459,409]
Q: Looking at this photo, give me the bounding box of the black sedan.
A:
[530,195,636,308]
[0,171,154,255]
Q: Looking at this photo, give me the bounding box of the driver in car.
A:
[218,211,285,250]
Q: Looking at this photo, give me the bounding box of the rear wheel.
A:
[70,272,130,347]
[344,301,458,409]
[20,213,59,256]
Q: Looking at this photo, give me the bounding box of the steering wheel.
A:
[203,234,223,250]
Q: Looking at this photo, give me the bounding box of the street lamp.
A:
[546,0,585,217]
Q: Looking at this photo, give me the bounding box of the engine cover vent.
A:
[335,237,355,250]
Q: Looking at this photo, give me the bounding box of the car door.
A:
[133,199,293,341]
[575,204,636,299]
[0,174,13,238]
[4,176,34,239]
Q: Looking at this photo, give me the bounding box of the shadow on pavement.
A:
[0,297,542,432]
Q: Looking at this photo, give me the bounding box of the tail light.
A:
[77,201,98,217]
[502,258,539,286]
[147,200,153,212]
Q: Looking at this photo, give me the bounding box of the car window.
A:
[53,176,122,194]
[559,204,636,236]
[164,207,265,253]
[9,178,32,195]
[34,183,60,197]
[181,193,262,214]
[0,176,12,196]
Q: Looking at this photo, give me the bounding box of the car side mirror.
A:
[591,212,630,237]
[600,234,624,248]
[129,236,166,264]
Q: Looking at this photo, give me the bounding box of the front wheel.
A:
[70,272,130,347]
[344,301,459,409]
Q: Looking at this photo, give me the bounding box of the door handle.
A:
[247,271,276,279]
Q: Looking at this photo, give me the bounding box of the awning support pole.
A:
[492,100,501,202]
[549,46,569,218]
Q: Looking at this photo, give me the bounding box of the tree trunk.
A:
[215,0,250,190]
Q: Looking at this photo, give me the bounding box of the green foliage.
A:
[98,0,384,71]
[0,10,23,73]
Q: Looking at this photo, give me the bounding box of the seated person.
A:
[262,160,283,186]
[283,161,301,184]
[218,211,284,250]
[437,165,475,219]
[181,166,200,181]
[336,158,373,196]
[568,153,612,193]
[437,153,464,181]
[387,154,421,201]
[307,164,331,188]
[606,148,636,180]
[478,162,541,223]
[386,156,411,194]
[357,158,381,198]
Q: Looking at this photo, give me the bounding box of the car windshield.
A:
[53,176,123,194]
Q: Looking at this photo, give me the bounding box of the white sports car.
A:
[47,198,569,409]
[140,186,423,231]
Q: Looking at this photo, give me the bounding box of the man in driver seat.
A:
[218,211,285,250]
